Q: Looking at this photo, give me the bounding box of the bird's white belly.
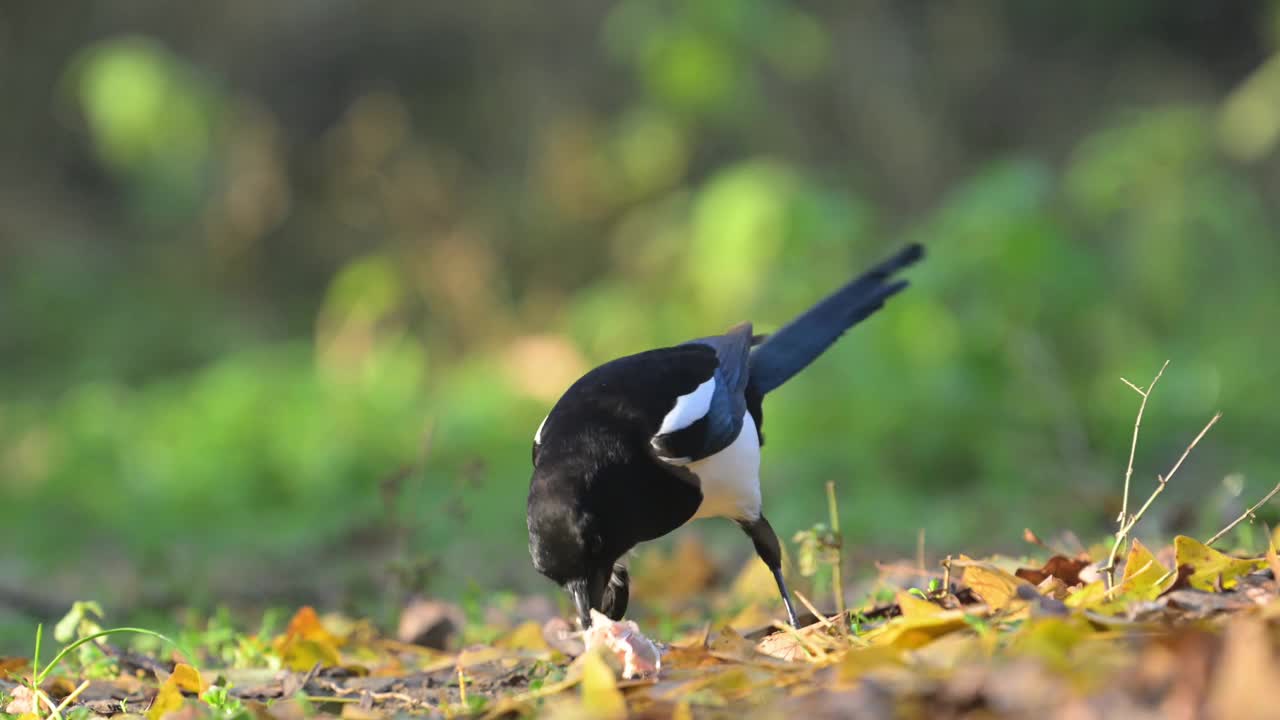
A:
[687,412,762,521]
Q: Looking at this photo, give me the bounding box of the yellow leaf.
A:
[494,621,550,652]
[1010,617,1092,669]
[1063,580,1106,609]
[273,607,343,671]
[1113,539,1170,601]
[148,662,203,720]
[864,610,971,650]
[168,663,205,693]
[895,591,943,619]
[836,646,902,683]
[673,700,694,720]
[578,651,626,720]
[1174,535,1266,591]
[960,560,1029,611]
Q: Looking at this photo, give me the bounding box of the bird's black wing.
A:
[749,243,923,395]
[650,322,754,463]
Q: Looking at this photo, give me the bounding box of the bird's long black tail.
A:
[748,243,924,395]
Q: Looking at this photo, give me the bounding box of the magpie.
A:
[527,243,924,629]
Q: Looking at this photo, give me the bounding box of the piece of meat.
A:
[581,609,662,679]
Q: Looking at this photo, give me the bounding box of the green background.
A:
[3,1,1279,651]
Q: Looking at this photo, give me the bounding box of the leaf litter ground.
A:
[4,528,1280,720]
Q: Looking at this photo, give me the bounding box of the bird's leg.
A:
[737,515,800,627]
[600,563,630,621]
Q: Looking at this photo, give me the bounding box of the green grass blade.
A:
[37,627,179,684]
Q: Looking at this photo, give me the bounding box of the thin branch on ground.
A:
[1206,481,1280,547]
[792,590,836,632]
[1103,411,1221,587]
[1117,361,1168,527]
[825,481,847,638]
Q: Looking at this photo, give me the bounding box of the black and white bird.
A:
[527,243,924,628]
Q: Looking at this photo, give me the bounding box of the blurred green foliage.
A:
[2,1,1280,650]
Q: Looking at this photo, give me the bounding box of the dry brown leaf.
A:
[754,631,810,662]
[1014,555,1089,587]
[4,685,37,715]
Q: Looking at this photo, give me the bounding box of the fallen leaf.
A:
[1015,556,1090,587]
[577,651,626,720]
[1113,539,1171,602]
[148,663,204,720]
[1173,536,1266,591]
[273,607,342,671]
[864,610,973,650]
[1034,576,1071,601]
[752,632,805,662]
[4,685,37,715]
[707,627,764,663]
[961,560,1030,611]
[495,621,551,653]
[896,591,944,619]
[0,657,29,678]
[1064,581,1107,609]
[1009,616,1092,670]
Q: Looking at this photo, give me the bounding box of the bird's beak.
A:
[567,580,593,629]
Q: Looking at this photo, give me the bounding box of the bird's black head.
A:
[527,465,630,627]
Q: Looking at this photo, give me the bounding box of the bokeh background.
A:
[3,1,1280,651]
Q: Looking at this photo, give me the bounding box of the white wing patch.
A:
[657,376,715,435]
[534,414,548,444]
[686,411,762,522]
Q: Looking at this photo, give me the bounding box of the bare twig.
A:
[916,528,926,575]
[941,555,953,596]
[1103,411,1222,587]
[1117,361,1168,526]
[1206,481,1280,547]
[792,590,836,632]
[52,680,91,716]
[825,481,847,638]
